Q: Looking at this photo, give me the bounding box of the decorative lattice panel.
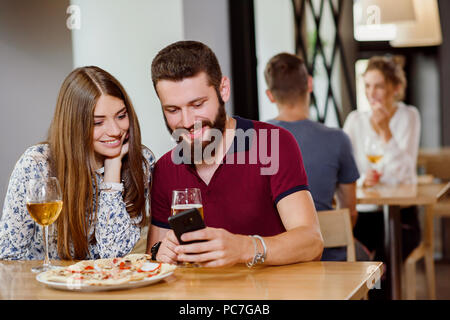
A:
[292,0,356,127]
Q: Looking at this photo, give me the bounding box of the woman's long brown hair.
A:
[47,66,148,260]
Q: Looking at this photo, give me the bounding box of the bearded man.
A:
[146,41,323,268]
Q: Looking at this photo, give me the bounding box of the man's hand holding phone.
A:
[168,208,206,244]
[157,208,206,264]
[157,208,253,268]
[174,227,252,268]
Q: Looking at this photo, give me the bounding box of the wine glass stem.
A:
[43,225,50,268]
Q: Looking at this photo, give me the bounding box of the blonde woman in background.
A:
[0,66,155,261]
[343,56,421,268]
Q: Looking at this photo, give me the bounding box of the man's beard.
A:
[165,102,227,164]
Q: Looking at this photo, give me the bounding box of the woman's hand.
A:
[363,169,381,188]
[370,102,392,143]
[103,134,129,183]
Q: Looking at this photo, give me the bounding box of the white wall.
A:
[183,0,234,114]
[0,0,234,213]
[0,0,73,214]
[410,53,441,148]
[254,0,295,121]
[70,0,184,159]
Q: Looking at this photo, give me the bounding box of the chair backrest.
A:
[317,209,356,262]
[418,150,450,181]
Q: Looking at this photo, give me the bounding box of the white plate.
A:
[36,268,175,292]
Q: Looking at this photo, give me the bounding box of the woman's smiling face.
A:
[92,94,129,161]
[364,69,398,108]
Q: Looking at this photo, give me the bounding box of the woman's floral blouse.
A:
[0,144,155,260]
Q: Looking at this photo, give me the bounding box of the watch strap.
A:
[151,241,162,261]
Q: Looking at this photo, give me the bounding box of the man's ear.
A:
[266,89,276,103]
[219,76,231,103]
[307,75,313,93]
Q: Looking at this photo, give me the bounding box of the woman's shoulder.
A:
[10,144,51,179]
[141,145,156,166]
[343,109,370,130]
[397,102,421,123]
[20,143,50,163]
[347,109,369,120]
[398,102,420,115]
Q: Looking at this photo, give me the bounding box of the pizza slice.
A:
[38,254,176,287]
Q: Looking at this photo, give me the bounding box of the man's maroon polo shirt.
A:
[151,116,309,237]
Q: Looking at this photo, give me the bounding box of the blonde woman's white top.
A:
[343,102,421,188]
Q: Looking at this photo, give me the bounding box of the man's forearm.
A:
[249,226,323,266]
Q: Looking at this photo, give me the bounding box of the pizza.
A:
[38,254,176,286]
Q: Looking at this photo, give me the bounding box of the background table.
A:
[356,183,449,300]
[0,260,382,300]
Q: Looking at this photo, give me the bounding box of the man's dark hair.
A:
[264,53,309,105]
[151,40,223,97]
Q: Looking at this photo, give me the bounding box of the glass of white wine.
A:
[364,136,384,169]
[26,177,63,273]
[364,136,384,190]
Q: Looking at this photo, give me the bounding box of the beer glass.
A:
[171,188,203,267]
[171,188,203,218]
[26,177,63,273]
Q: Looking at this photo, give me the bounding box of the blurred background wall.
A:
[70,0,184,160]
[0,0,73,213]
[0,0,232,213]
[253,0,295,122]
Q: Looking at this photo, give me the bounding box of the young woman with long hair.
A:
[0,66,155,260]
[343,56,421,264]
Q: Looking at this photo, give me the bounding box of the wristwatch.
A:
[151,241,162,261]
[99,182,124,192]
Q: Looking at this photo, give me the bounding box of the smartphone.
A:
[167,208,206,245]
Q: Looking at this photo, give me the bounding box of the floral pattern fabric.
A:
[0,144,155,260]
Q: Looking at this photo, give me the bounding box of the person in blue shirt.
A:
[264,52,368,261]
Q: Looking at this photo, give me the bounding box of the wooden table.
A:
[357,183,450,300]
[0,260,382,300]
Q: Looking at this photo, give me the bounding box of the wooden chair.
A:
[403,164,450,299]
[408,150,450,300]
[403,203,437,300]
[317,209,355,262]
[129,225,148,254]
[418,150,450,181]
